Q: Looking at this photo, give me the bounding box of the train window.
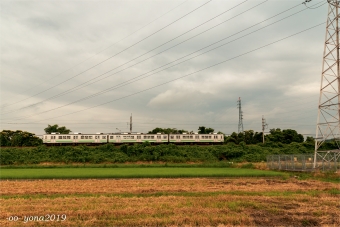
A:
[85,136,88,139]
[81,136,84,139]
[176,136,180,139]
[163,136,167,139]
[195,136,199,139]
[89,136,93,139]
[151,136,154,139]
[209,136,211,139]
[110,136,113,139]
[157,136,161,139]
[67,136,71,139]
[58,136,62,139]
[102,136,106,139]
[170,136,174,139]
[137,136,141,139]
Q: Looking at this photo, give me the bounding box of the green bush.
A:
[0,142,316,165]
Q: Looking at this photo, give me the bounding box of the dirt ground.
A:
[1,178,339,226]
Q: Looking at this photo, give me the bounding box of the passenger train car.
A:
[43,132,224,145]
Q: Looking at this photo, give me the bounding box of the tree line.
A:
[1,124,314,147]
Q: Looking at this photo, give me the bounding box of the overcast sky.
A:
[0,0,328,136]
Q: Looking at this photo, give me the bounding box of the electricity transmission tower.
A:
[130,113,132,133]
[262,115,268,144]
[314,0,340,169]
[237,97,244,133]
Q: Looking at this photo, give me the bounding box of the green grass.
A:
[0,167,286,179]
[0,162,235,169]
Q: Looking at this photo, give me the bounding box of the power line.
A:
[0,0,190,109]
[1,0,212,110]
[2,0,251,115]
[8,22,324,124]
[3,1,312,121]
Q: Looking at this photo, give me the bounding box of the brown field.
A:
[1,178,339,226]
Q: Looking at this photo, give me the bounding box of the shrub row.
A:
[0,141,321,165]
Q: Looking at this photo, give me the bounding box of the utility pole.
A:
[237,97,244,133]
[312,0,340,168]
[262,115,268,144]
[130,113,132,133]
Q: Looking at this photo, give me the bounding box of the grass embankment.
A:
[0,167,285,179]
[1,178,339,226]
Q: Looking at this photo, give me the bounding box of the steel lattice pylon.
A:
[314,0,340,170]
[237,97,243,133]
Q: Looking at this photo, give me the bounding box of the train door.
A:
[116,135,121,143]
[176,135,181,142]
[156,135,162,143]
[50,134,57,143]
[195,135,199,142]
[94,135,100,143]
[136,135,142,143]
[162,135,168,143]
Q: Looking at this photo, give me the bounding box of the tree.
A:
[267,128,304,144]
[148,128,188,134]
[0,130,42,146]
[282,129,304,143]
[305,136,315,143]
[44,124,71,134]
[198,126,214,134]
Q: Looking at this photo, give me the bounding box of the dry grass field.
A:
[1,178,339,226]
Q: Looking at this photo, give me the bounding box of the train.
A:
[42,132,224,145]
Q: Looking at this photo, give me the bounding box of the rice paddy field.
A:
[0,167,339,226]
[0,167,285,179]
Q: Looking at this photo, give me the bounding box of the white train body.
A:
[43,133,224,145]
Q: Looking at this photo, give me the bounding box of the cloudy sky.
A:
[0,0,328,136]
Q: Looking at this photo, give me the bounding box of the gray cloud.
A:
[0,0,327,136]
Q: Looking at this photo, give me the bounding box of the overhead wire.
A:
[1,0,213,111]
[6,22,325,124]
[0,0,190,109]
[4,0,313,121]
[303,0,327,9]
[2,0,251,115]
